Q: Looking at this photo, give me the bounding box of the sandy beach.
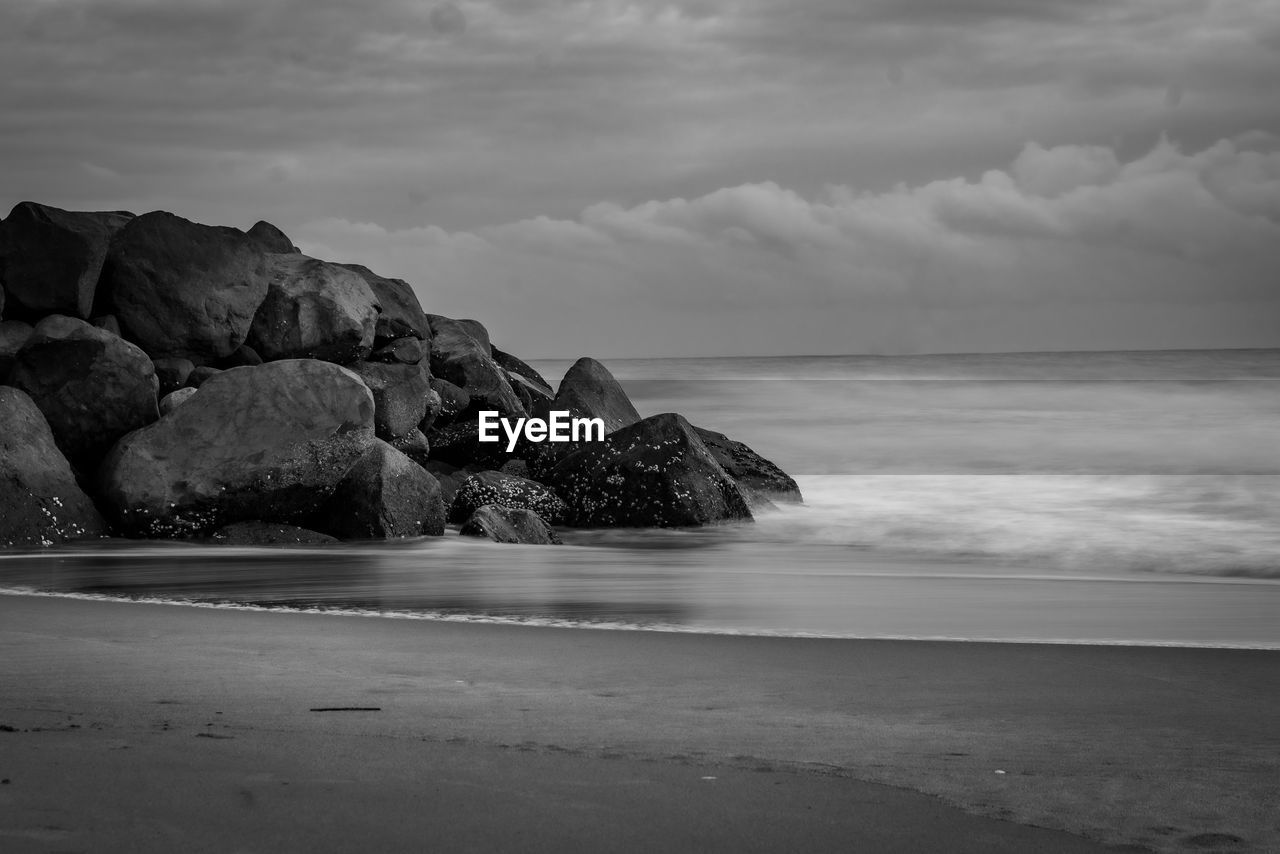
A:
[1,593,1276,853]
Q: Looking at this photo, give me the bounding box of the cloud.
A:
[295,136,1280,357]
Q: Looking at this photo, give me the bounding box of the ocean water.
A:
[3,349,1279,647]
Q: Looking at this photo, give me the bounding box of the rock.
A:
[371,336,424,365]
[545,412,753,528]
[339,264,430,344]
[692,426,802,505]
[430,377,469,425]
[421,460,484,507]
[0,320,34,380]
[186,365,222,388]
[459,505,561,545]
[455,319,491,354]
[349,361,432,441]
[246,220,299,254]
[0,387,109,547]
[318,441,445,539]
[102,211,271,362]
[418,387,443,433]
[9,315,159,469]
[426,315,523,418]
[492,347,552,393]
[424,418,511,469]
[388,429,431,468]
[536,356,639,432]
[506,369,554,413]
[449,470,568,524]
[208,521,337,546]
[152,357,195,396]
[98,359,378,537]
[247,254,379,364]
[499,459,530,479]
[159,387,197,416]
[91,314,121,336]
[0,202,133,320]
[221,343,262,368]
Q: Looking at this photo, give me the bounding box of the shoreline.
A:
[3,592,1277,852]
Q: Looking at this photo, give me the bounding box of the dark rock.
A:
[430,377,469,425]
[186,365,222,388]
[388,429,431,468]
[339,264,430,344]
[221,343,262,368]
[10,315,159,469]
[0,320,34,381]
[456,319,491,354]
[418,388,443,433]
[421,460,484,507]
[0,387,109,547]
[349,361,432,441]
[247,254,378,363]
[424,418,511,469]
[492,347,552,393]
[152,357,195,396]
[208,521,337,546]
[91,314,121,336]
[159,387,197,416]
[536,356,639,432]
[460,505,561,545]
[449,470,568,524]
[99,359,378,537]
[246,220,299,254]
[426,315,523,418]
[318,441,445,539]
[499,459,530,479]
[0,202,133,320]
[545,412,752,528]
[102,211,270,362]
[506,369,554,414]
[693,426,802,505]
[371,336,424,365]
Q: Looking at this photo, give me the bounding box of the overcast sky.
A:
[3,0,1279,357]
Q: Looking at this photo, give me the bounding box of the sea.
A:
[3,348,1278,648]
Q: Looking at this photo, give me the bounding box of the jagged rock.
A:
[449,470,568,524]
[247,254,378,363]
[389,429,431,468]
[371,336,424,365]
[456,319,491,354]
[91,314,121,336]
[208,521,337,546]
[492,347,552,393]
[349,361,432,441]
[427,315,523,418]
[246,220,299,254]
[459,505,561,545]
[186,365,222,388]
[9,315,159,469]
[152,357,194,396]
[545,412,752,528]
[430,377,469,425]
[506,369,554,413]
[536,356,639,431]
[318,441,445,539]
[99,359,378,537]
[0,319,34,380]
[693,427,802,505]
[0,387,109,548]
[222,343,263,368]
[102,211,271,362]
[159,387,197,416]
[0,201,133,320]
[339,264,430,344]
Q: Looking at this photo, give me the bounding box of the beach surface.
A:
[1,594,1276,853]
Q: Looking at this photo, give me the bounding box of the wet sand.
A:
[1,593,1276,852]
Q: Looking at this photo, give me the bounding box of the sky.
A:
[2,0,1279,358]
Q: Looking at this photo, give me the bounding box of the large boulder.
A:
[426,315,523,418]
[102,211,271,363]
[422,460,484,507]
[545,412,753,528]
[9,316,159,469]
[460,505,561,545]
[424,418,512,469]
[0,387,109,548]
[0,202,133,320]
[98,359,378,537]
[247,254,378,363]
[492,347,552,394]
[371,336,425,365]
[318,441,445,539]
[246,220,299,254]
[449,470,568,524]
[430,377,469,425]
[0,319,34,380]
[339,264,430,344]
[693,426,802,505]
[349,361,432,440]
[535,356,639,432]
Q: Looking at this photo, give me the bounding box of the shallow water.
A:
[4,349,1279,647]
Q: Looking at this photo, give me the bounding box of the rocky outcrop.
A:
[246,220,299,254]
[0,319,34,380]
[208,521,337,546]
[449,470,568,524]
[318,441,445,539]
[427,314,523,418]
[340,264,430,345]
[545,413,752,528]
[0,202,133,320]
[0,387,109,548]
[247,254,378,363]
[99,359,378,537]
[693,426,802,505]
[102,211,270,363]
[535,356,639,432]
[492,347,552,393]
[460,505,561,545]
[349,361,433,441]
[9,316,159,469]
